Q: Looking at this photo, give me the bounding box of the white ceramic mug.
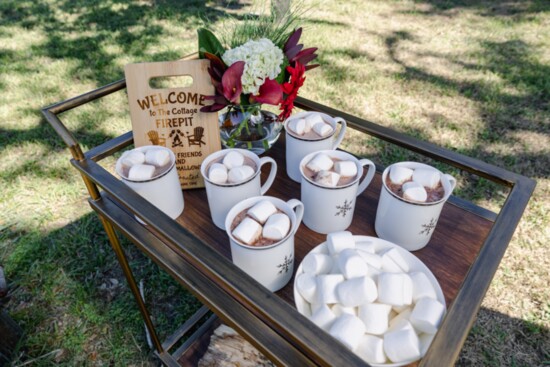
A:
[299,150,375,234]
[115,146,184,223]
[225,196,304,292]
[375,162,457,251]
[200,149,277,230]
[284,112,347,182]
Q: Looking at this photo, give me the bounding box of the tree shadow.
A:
[379,30,550,180]
[2,212,201,364]
[458,307,549,366]
[399,0,550,22]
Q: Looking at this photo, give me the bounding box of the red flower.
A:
[201,61,245,112]
[279,61,306,120]
[250,78,283,105]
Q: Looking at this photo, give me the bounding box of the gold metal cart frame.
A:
[42,76,535,366]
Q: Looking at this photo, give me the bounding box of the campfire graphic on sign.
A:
[169,129,185,148]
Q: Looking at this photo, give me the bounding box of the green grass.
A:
[1,0,549,366]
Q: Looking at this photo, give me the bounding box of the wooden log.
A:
[198,325,274,367]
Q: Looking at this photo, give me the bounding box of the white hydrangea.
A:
[222,38,284,95]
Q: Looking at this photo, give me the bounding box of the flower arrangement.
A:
[197,12,318,150]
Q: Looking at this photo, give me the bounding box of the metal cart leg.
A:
[97,215,166,355]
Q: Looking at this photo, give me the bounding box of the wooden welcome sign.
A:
[124,59,221,189]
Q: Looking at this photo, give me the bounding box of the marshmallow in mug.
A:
[288,113,333,138]
[315,170,340,187]
[230,200,291,245]
[387,165,446,203]
[145,149,170,167]
[306,153,334,173]
[121,150,145,167]
[334,160,358,178]
[121,147,174,181]
[128,164,156,181]
[207,151,256,185]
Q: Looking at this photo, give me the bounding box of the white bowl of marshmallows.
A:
[294,232,446,366]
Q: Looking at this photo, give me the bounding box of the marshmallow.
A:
[381,252,405,273]
[145,149,170,167]
[419,333,435,356]
[302,253,333,275]
[315,170,340,187]
[383,327,421,363]
[306,153,334,173]
[208,163,228,184]
[296,272,318,304]
[334,160,357,178]
[121,150,145,167]
[389,166,413,184]
[355,241,376,254]
[388,309,412,332]
[357,250,382,269]
[128,164,155,180]
[222,151,245,169]
[413,168,441,189]
[303,117,313,133]
[228,165,255,183]
[312,122,333,137]
[246,200,278,224]
[402,181,428,202]
[231,217,262,245]
[338,249,368,279]
[262,213,290,241]
[326,231,355,255]
[392,304,409,313]
[310,304,336,331]
[336,276,378,307]
[288,118,306,135]
[411,272,437,302]
[304,113,324,128]
[410,298,445,334]
[377,273,412,306]
[310,302,324,314]
[383,248,410,272]
[358,303,392,335]
[329,314,366,351]
[403,274,413,306]
[331,304,357,317]
[366,266,381,281]
[316,274,345,304]
[356,335,386,364]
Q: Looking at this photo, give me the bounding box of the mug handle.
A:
[444,174,457,194]
[287,199,304,235]
[259,156,277,195]
[331,117,347,149]
[356,159,376,196]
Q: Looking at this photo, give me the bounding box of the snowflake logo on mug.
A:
[335,199,353,217]
[277,254,293,274]
[419,217,438,236]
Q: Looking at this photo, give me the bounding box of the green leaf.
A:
[197,28,225,58]
[276,59,290,84]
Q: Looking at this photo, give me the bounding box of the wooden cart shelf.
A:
[43,79,535,367]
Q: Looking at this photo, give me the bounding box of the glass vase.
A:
[219,104,283,155]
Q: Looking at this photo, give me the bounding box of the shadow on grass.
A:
[378,30,550,180]
[458,307,550,366]
[0,0,253,158]
[400,0,550,22]
[2,212,201,364]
